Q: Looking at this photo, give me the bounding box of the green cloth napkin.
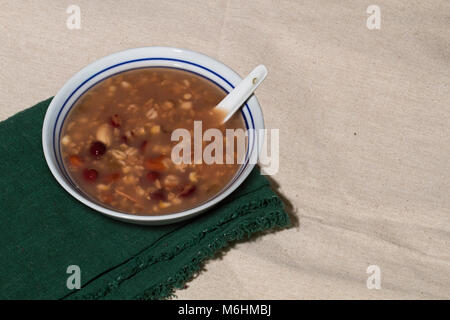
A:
[0,98,290,300]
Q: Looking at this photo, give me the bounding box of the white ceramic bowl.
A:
[42,47,264,225]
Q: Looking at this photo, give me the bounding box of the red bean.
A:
[83,169,98,182]
[110,114,121,128]
[90,141,106,158]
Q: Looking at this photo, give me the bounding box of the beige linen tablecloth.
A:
[1,0,448,299]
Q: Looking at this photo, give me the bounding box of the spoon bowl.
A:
[215,65,268,123]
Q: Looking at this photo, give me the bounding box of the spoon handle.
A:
[216,65,268,123]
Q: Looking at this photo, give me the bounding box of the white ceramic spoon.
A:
[215,65,268,123]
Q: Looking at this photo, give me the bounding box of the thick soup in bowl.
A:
[60,68,247,215]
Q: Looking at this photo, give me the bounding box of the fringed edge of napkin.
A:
[78,195,290,300]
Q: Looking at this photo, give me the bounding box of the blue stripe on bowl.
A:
[53,58,256,212]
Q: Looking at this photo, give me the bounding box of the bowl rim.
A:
[42,46,264,224]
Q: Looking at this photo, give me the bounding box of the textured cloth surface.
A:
[0,1,449,299]
[0,98,290,299]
